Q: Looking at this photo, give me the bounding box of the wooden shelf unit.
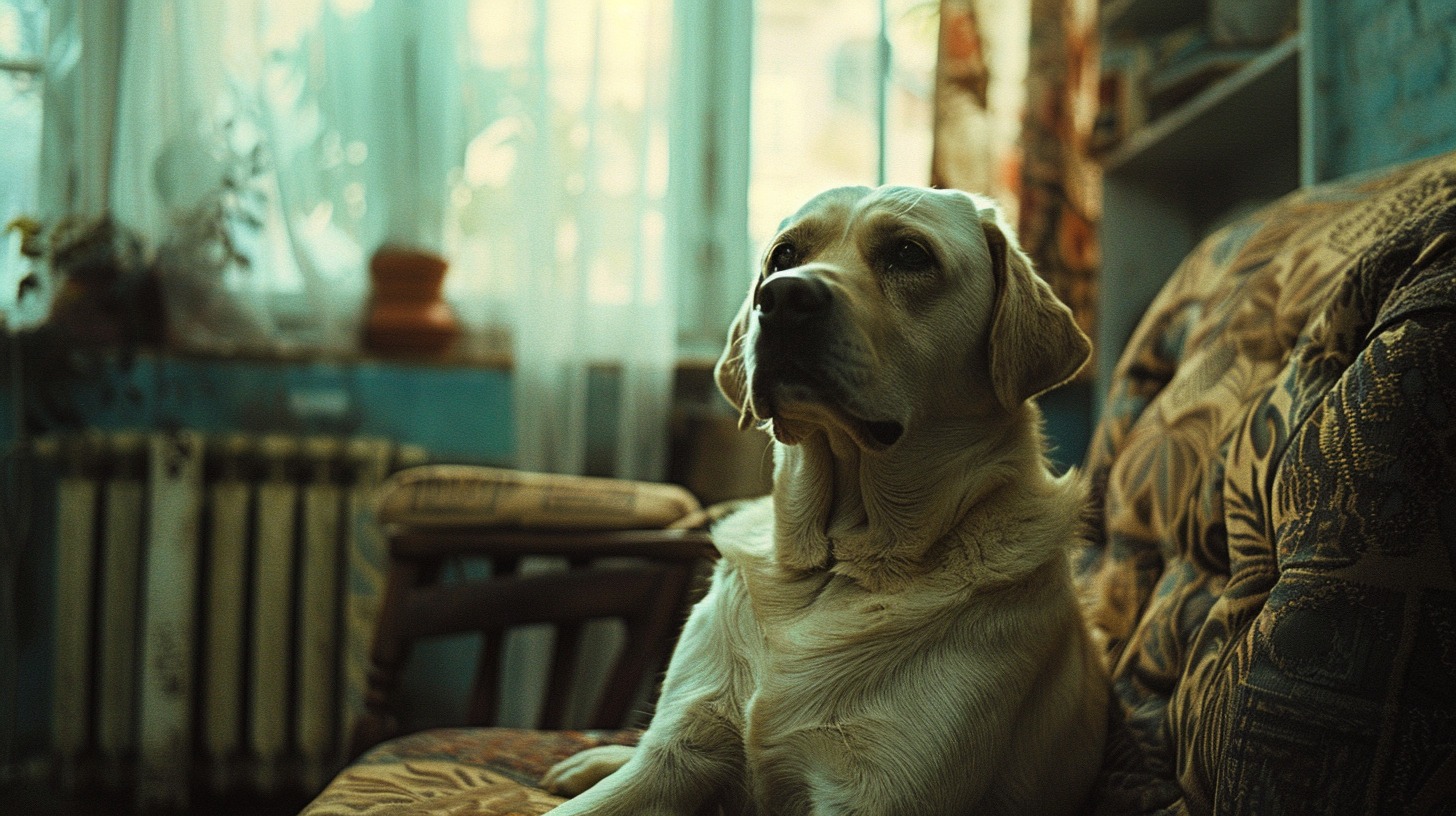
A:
[1094,0,1309,405]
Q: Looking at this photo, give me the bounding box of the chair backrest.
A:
[349,526,715,759]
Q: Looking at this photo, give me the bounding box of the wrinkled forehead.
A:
[774,185,994,257]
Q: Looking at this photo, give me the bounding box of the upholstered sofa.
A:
[302,151,1456,815]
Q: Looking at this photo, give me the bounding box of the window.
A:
[5,1,946,358]
[750,0,938,250]
[247,0,940,357]
[441,0,674,356]
[677,0,941,357]
[0,0,45,331]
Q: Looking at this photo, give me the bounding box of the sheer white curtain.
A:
[446,0,676,480]
[53,0,681,482]
[444,0,677,727]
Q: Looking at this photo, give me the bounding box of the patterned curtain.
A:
[931,0,1016,205]
[930,0,994,194]
[932,0,1100,358]
[1018,0,1101,350]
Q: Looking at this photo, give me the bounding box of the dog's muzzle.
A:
[746,271,906,450]
[751,270,834,401]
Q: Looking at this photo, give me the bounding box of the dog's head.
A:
[715,186,1090,453]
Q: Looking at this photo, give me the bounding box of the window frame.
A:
[677,0,914,360]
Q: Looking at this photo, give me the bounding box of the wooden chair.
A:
[347,466,719,760]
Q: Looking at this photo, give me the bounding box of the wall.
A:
[12,352,514,464]
[1313,0,1456,179]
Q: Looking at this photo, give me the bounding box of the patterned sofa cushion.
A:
[1078,152,1456,814]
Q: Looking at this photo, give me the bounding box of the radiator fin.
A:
[97,433,145,779]
[202,434,253,789]
[137,431,205,810]
[45,434,100,785]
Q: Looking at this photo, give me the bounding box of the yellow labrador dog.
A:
[542,186,1107,815]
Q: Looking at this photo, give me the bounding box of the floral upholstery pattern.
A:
[1080,151,1456,814]
[303,153,1456,815]
[301,728,638,815]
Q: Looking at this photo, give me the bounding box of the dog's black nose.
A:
[758,272,830,326]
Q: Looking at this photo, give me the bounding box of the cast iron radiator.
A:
[32,430,423,808]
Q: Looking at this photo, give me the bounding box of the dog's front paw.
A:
[540,744,636,797]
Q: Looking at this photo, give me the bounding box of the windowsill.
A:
[128,341,723,374]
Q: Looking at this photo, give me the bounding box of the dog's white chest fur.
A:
[709,499,1000,815]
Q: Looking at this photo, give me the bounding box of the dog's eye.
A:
[767,242,799,274]
[885,239,934,274]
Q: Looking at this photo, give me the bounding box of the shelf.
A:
[0,57,43,73]
[1101,0,1206,35]
[1103,36,1300,176]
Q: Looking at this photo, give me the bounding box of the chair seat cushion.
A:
[301,727,640,815]
[377,465,702,530]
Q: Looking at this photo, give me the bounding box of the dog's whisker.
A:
[737,404,755,431]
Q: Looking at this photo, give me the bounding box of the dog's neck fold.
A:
[770,404,1057,593]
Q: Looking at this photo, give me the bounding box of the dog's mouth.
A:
[748,383,905,452]
[860,418,906,447]
[742,325,904,451]
[784,409,904,452]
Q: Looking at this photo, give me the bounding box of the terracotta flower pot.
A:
[363,247,459,356]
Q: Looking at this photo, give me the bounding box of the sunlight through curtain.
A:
[92,0,678,481]
[490,0,675,480]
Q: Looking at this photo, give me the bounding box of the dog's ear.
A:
[714,292,755,429]
[980,210,1091,409]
